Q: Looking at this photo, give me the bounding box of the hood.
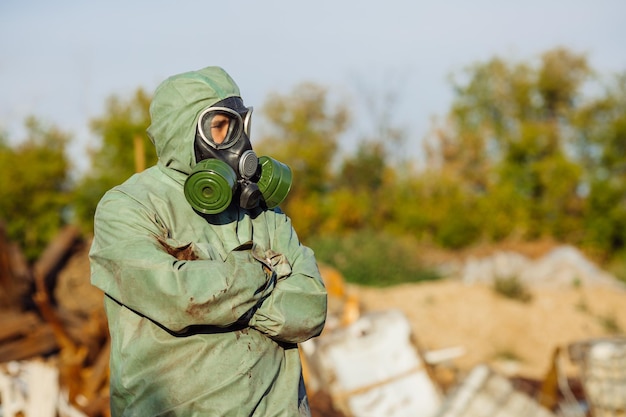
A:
[147,66,241,181]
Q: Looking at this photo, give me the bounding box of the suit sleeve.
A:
[89,190,273,333]
[248,212,327,343]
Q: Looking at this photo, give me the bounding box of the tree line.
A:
[1,47,624,284]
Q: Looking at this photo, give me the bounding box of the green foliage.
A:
[575,297,589,313]
[322,141,399,235]
[422,47,626,256]
[309,230,441,287]
[73,88,155,233]
[596,312,622,334]
[257,83,349,195]
[336,141,387,192]
[575,74,626,253]
[387,173,483,249]
[492,275,533,303]
[0,118,71,261]
[475,180,528,241]
[583,180,626,253]
[492,348,524,362]
[255,83,349,240]
[607,251,626,284]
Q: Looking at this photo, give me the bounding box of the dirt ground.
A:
[349,276,626,381]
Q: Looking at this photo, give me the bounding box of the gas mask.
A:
[184,97,292,214]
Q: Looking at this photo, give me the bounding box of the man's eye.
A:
[211,120,228,129]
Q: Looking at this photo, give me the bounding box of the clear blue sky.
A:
[1,0,625,173]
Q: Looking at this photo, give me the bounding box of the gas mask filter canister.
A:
[184,98,292,214]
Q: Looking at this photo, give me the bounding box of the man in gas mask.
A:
[184,94,293,216]
[89,66,327,416]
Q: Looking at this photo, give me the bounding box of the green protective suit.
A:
[89,67,327,417]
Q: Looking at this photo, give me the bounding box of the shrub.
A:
[308,229,441,287]
[492,275,533,303]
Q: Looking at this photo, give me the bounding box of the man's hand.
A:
[264,249,292,280]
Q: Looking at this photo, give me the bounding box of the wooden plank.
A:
[0,311,40,342]
[81,339,111,402]
[32,225,80,284]
[0,324,58,362]
[0,223,33,310]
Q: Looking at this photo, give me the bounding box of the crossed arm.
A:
[90,190,327,343]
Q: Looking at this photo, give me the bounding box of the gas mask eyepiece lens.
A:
[197,106,253,149]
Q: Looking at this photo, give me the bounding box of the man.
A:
[89,66,327,416]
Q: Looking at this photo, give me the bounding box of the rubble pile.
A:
[0,225,109,417]
[460,245,624,290]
